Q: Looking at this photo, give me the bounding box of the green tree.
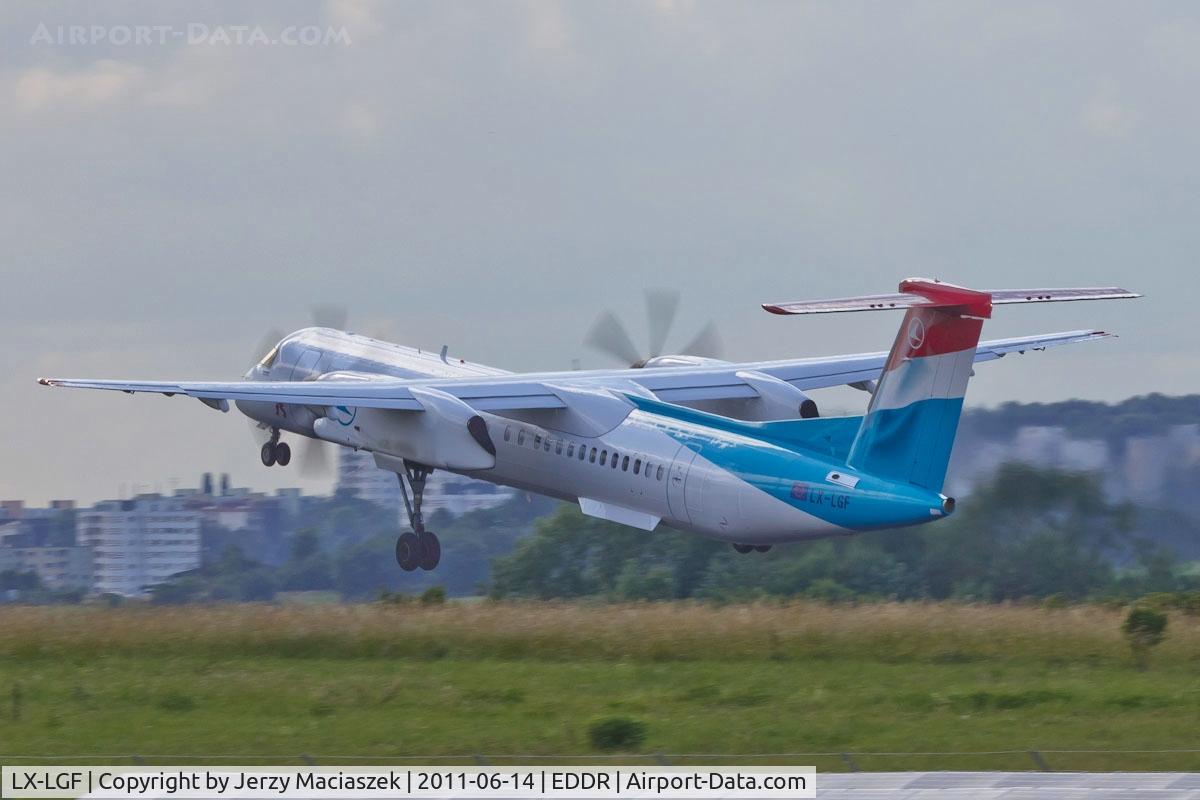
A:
[918,465,1127,601]
[1122,607,1167,670]
[290,529,321,561]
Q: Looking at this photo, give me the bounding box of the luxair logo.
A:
[907,317,926,350]
[332,405,357,426]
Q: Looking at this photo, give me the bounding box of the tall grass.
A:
[3,601,1197,665]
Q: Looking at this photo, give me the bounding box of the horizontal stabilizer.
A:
[763,278,1140,316]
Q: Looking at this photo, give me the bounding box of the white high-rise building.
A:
[76,495,201,597]
[336,447,404,509]
[336,448,514,518]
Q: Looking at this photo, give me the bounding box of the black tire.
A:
[754,545,772,553]
[417,531,441,571]
[732,543,754,554]
[274,442,291,467]
[395,532,421,571]
[260,442,276,467]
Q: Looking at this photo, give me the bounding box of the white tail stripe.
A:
[869,349,975,412]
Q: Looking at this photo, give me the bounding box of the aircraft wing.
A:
[39,329,1110,412]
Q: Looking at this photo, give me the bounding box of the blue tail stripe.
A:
[849,397,963,490]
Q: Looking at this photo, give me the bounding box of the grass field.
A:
[2,601,1199,771]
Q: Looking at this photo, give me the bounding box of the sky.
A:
[1,1,1198,504]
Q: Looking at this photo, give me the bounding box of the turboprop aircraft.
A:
[39,279,1137,572]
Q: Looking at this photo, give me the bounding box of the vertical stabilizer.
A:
[845,281,990,491]
[760,277,1139,491]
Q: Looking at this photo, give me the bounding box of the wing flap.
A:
[578,498,660,531]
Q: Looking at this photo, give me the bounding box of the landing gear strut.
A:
[260,430,291,467]
[395,462,440,571]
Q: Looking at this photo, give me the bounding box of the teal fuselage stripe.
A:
[628,396,949,531]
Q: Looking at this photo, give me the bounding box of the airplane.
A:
[39,278,1138,572]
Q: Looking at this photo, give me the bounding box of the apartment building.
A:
[76,495,201,597]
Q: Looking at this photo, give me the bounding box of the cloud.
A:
[1146,19,1200,76]
[1082,89,1136,139]
[324,0,383,40]
[7,48,234,119]
[12,59,146,114]
[518,1,573,57]
[337,100,381,146]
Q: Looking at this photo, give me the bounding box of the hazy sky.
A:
[2,1,1198,504]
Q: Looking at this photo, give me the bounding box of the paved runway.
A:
[817,772,1200,798]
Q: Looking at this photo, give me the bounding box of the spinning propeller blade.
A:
[584,289,722,367]
[583,310,643,366]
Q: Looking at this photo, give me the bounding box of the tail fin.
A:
[763,277,1140,492]
[847,291,985,490]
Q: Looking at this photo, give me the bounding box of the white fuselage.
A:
[236,326,945,544]
[239,328,871,544]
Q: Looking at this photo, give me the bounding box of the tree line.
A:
[490,464,1199,603]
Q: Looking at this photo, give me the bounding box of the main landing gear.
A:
[260,430,291,467]
[395,462,441,572]
[733,543,772,554]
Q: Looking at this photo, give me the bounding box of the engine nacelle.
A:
[678,370,818,421]
[637,355,731,369]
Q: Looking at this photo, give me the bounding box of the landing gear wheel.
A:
[732,543,755,554]
[395,532,421,572]
[396,462,442,572]
[260,442,277,467]
[417,531,441,571]
[274,442,291,467]
[754,545,772,553]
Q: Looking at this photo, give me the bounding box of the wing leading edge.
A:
[38,328,1111,413]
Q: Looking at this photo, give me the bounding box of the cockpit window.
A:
[258,345,280,369]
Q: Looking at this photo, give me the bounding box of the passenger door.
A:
[667,444,698,524]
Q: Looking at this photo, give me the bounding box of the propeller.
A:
[245,303,355,477]
[584,289,722,367]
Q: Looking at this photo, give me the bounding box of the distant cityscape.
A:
[947,420,1200,505]
[0,448,512,599]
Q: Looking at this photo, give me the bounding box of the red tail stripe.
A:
[899,279,993,318]
[884,308,984,371]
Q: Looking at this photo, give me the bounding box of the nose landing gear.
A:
[395,462,441,571]
[260,430,291,467]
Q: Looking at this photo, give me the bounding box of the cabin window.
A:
[544,437,551,452]
[534,434,542,449]
[599,450,607,466]
[657,465,665,481]
[503,426,511,442]
[555,440,563,455]
[589,447,597,463]
[633,458,641,474]
[517,430,526,446]
[579,445,587,461]
[567,443,574,458]
[621,455,630,471]
[611,452,619,469]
